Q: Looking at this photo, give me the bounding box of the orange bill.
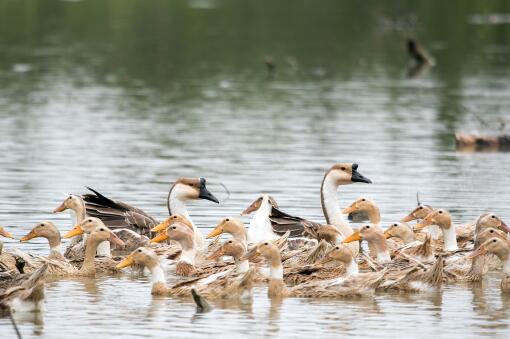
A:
[151,219,170,233]
[206,225,223,239]
[109,232,125,247]
[342,205,357,214]
[63,225,84,238]
[468,246,487,259]
[414,218,433,230]
[116,254,134,269]
[342,231,361,244]
[53,202,67,213]
[151,232,169,243]
[400,214,416,223]
[20,229,38,242]
[383,230,392,239]
[0,227,14,239]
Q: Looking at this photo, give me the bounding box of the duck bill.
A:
[20,229,37,242]
[415,219,433,230]
[383,230,392,239]
[342,205,357,214]
[53,202,67,213]
[63,225,84,238]
[151,219,170,233]
[0,228,14,239]
[499,220,510,234]
[240,247,259,261]
[400,214,416,223]
[151,232,169,243]
[343,232,361,244]
[207,247,225,260]
[206,225,223,239]
[109,232,125,247]
[198,178,219,204]
[116,254,134,269]
[240,200,261,216]
[351,164,372,184]
[468,246,487,259]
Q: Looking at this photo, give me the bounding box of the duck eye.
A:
[172,226,176,230]
[226,218,230,222]
[438,211,443,214]
[493,239,497,243]
[228,240,233,243]
[418,206,423,210]
[491,215,496,219]
[340,167,346,171]
[490,230,494,233]
[335,246,340,250]
[392,223,397,227]
[68,196,72,200]
[264,242,269,246]
[100,228,104,231]
[365,225,370,229]
[361,198,366,202]
[138,249,142,252]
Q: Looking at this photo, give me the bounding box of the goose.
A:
[415,209,458,252]
[240,195,280,243]
[82,177,219,249]
[268,163,372,255]
[242,241,384,299]
[343,224,392,264]
[0,264,47,314]
[469,237,510,292]
[53,194,112,259]
[117,246,254,299]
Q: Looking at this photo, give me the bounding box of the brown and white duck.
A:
[415,209,458,252]
[469,237,510,292]
[343,224,392,264]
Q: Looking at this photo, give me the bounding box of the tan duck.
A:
[62,218,126,275]
[117,246,254,299]
[150,221,199,276]
[400,204,439,239]
[0,227,16,272]
[342,197,381,225]
[469,237,510,292]
[0,263,47,314]
[242,241,384,299]
[207,217,248,245]
[415,209,458,252]
[384,222,416,244]
[82,178,219,249]
[384,223,434,263]
[343,224,392,264]
[268,163,372,255]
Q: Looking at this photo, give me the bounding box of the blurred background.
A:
[1,1,510,338]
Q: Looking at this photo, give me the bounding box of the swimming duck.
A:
[241,195,280,243]
[384,222,415,244]
[82,177,219,249]
[206,217,248,245]
[0,227,20,273]
[400,204,440,239]
[0,226,14,256]
[342,197,381,225]
[242,241,384,299]
[343,224,392,264]
[0,263,47,314]
[150,221,199,276]
[20,222,66,261]
[63,219,126,275]
[117,246,254,299]
[268,163,372,255]
[469,237,510,292]
[415,209,458,252]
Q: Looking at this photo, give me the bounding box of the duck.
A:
[342,197,381,226]
[53,194,116,260]
[400,204,440,239]
[268,163,372,255]
[206,217,248,245]
[415,209,458,252]
[343,224,392,264]
[242,241,385,299]
[0,263,47,314]
[384,222,416,244]
[0,226,15,263]
[469,237,510,292]
[20,222,66,261]
[240,195,280,243]
[82,177,219,249]
[62,218,126,275]
[117,246,254,300]
[150,221,200,276]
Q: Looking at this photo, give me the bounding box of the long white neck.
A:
[503,258,510,275]
[345,260,359,276]
[235,257,250,274]
[247,198,278,243]
[96,241,111,257]
[427,225,441,240]
[442,226,458,251]
[321,176,351,234]
[179,247,196,265]
[150,264,166,285]
[169,190,204,249]
[269,263,283,280]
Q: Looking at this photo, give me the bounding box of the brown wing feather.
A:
[269,207,321,238]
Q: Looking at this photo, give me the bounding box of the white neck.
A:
[169,190,204,249]
[69,209,78,226]
[269,263,283,280]
[247,198,278,243]
[235,258,250,274]
[96,240,111,257]
[442,226,458,251]
[180,247,196,265]
[427,225,441,240]
[377,251,392,264]
[150,264,166,285]
[322,176,351,233]
[503,259,510,275]
[345,260,359,276]
[50,244,62,254]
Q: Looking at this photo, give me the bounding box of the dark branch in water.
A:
[9,311,23,339]
[191,289,212,313]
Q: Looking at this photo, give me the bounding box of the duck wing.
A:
[269,207,321,238]
[83,187,158,236]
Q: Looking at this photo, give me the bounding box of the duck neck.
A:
[234,257,250,274]
[268,253,283,280]
[401,229,416,244]
[503,258,510,275]
[366,205,381,224]
[232,229,248,246]
[248,199,276,242]
[70,201,87,224]
[81,238,101,274]
[96,241,111,257]
[149,263,167,286]
[441,224,458,251]
[179,238,196,265]
[370,235,391,264]
[345,259,359,276]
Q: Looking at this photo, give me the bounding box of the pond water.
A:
[1,0,510,338]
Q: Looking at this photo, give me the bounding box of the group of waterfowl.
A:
[1,163,509,315]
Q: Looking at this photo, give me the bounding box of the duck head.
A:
[170,177,219,203]
[321,244,354,265]
[415,209,452,230]
[208,239,246,260]
[384,222,415,244]
[342,197,380,223]
[117,247,159,269]
[401,204,434,223]
[477,227,508,244]
[470,237,510,262]
[150,222,194,244]
[151,214,193,233]
[63,217,125,246]
[240,195,278,216]
[477,213,510,234]
[53,194,84,213]
[207,217,246,239]
[20,221,61,245]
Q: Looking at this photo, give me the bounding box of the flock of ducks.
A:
[1,163,510,315]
